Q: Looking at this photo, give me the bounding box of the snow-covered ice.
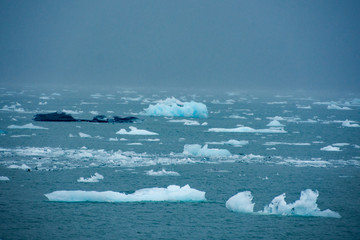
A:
[77,173,104,183]
[45,185,206,202]
[226,191,255,213]
[143,97,208,118]
[116,126,158,135]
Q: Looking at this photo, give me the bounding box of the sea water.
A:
[0,87,359,239]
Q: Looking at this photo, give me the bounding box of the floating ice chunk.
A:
[228,115,247,119]
[79,132,91,138]
[168,119,200,126]
[127,143,143,145]
[0,176,9,181]
[327,104,351,110]
[62,109,84,114]
[321,145,341,151]
[183,144,231,157]
[267,101,287,105]
[145,169,180,176]
[264,142,311,146]
[296,105,312,109]
[7,123,48,130]
[90,111,99,115]
[77,173,104,183]
[207,140,249,147]
[332,143,349,147]
[226,190,340,218]
[143,97,208,118]
[208,126,286,133]
[342,120,359,127]
[266,120,285,127]
[201,122,208,126]
[109,137,118,141]
[261,189,341,218]
[116,126,158,135]
[226,191,255,213]
[8,164,31,171]
[45,184,206,202]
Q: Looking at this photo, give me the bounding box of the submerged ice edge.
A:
[226,189,341,218]
[45,185,206,203]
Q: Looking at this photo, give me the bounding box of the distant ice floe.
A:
[183,144,231,158]
[264,142,311,146]
[267,101,287,105]
[266,120,285,127]
[77,173,104,183]
[1,103,30,113]
[143,97,208,118]
[226,189,340,218]
[116,126,158,135]
[208,126,286,133]
[145,169,180,176]
[8,164,31,171]
[321,145,342,151]
[168,119,200,126]
[62,109,84,115]
[342,120,359,127]
[296,104,312,109]
[45,185,206,202]
[327,104,351,110]
[0,176,10,181]
[79,132,91,138]
[206,140,249,147]
[7,123,48,130]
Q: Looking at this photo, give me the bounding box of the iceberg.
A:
[183,144,231,157]
[266,120,285,127]
[79,132,91,138]
[143,97,208,118]
[116,126,158,135]
[226,189,340,218]
[321,145,341,151]
[0,176,9,181]
[7,123,48,130]
[145,169,180,176]
[342,120,359,127]
[77,173,104,183]
[208,126,286,133]
[45,184,206,202]
[327,104,351,110]
[168,119,200,126]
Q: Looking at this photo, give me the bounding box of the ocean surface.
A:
[0,87,359,239]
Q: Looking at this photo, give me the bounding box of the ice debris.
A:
[208,126,286,133]
[226,189,340,218]
[116,126,158,135]
[342,120,359,127]
[77,173,104,183]
[45,184,206,202]
[145,169,180,176]
[320,145,341,151]
[0,176,9,181]
[143,97,208,118]
[266,120,285,127]
[7,123,48,130]
[327,104,351,110]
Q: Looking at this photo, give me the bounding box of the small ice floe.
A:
[116,126,158,135]
[11,135,32,138]
[168,119,200,125]
[77,173,104,183]
[296,105,312,109]
[145,169,180,176]
[226,189,340,218]
[8,164,31,171]
[0,176,10,181]
[264,142,311,146]
[206,140,249,147]
[45,185,206,202]
[127,143,143,146]
[208,126,286,133]
[7,123,48,130]
[320,145,341,151]
[142,97,208,118]
[90,111,99,115]
[228,115,247,119]
[267,101,287,105]
[342,120,359,127]
[183,144,231,158]
[79,132,91,138]
[327,104,351,110]
[266,120,285,127]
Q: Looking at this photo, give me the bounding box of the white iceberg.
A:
[79,132,91,138]
[77,173,104,183]
[145,169,180,176]
[226,189,340,218]
[0,176,9,181]
[45,184,206,202]
[183,144,231,157]
[116,126,158,135]
[321,145,341,151]
[342,120,359,127]
[266,120,285,127]
[208,126,286,133]
[7,123,48,130]
[168,119,200,126]
[327,104,351,110]
[143,97,208,118]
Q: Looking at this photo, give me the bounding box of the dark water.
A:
[0,88,359,239]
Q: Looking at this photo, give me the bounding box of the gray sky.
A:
[1,0,359,92]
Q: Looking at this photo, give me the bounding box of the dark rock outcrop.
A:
[33,112,141,123]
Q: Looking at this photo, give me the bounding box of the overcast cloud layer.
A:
[1,0,359,92]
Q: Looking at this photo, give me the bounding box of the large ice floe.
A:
[116,126,158,135]
[226,189,340,218]
[142,97,208,118]
[7,123,48,130]
[45,185,206,202]
[77,173,104,183]
[183,144,231,158]
[208,126,286,133]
